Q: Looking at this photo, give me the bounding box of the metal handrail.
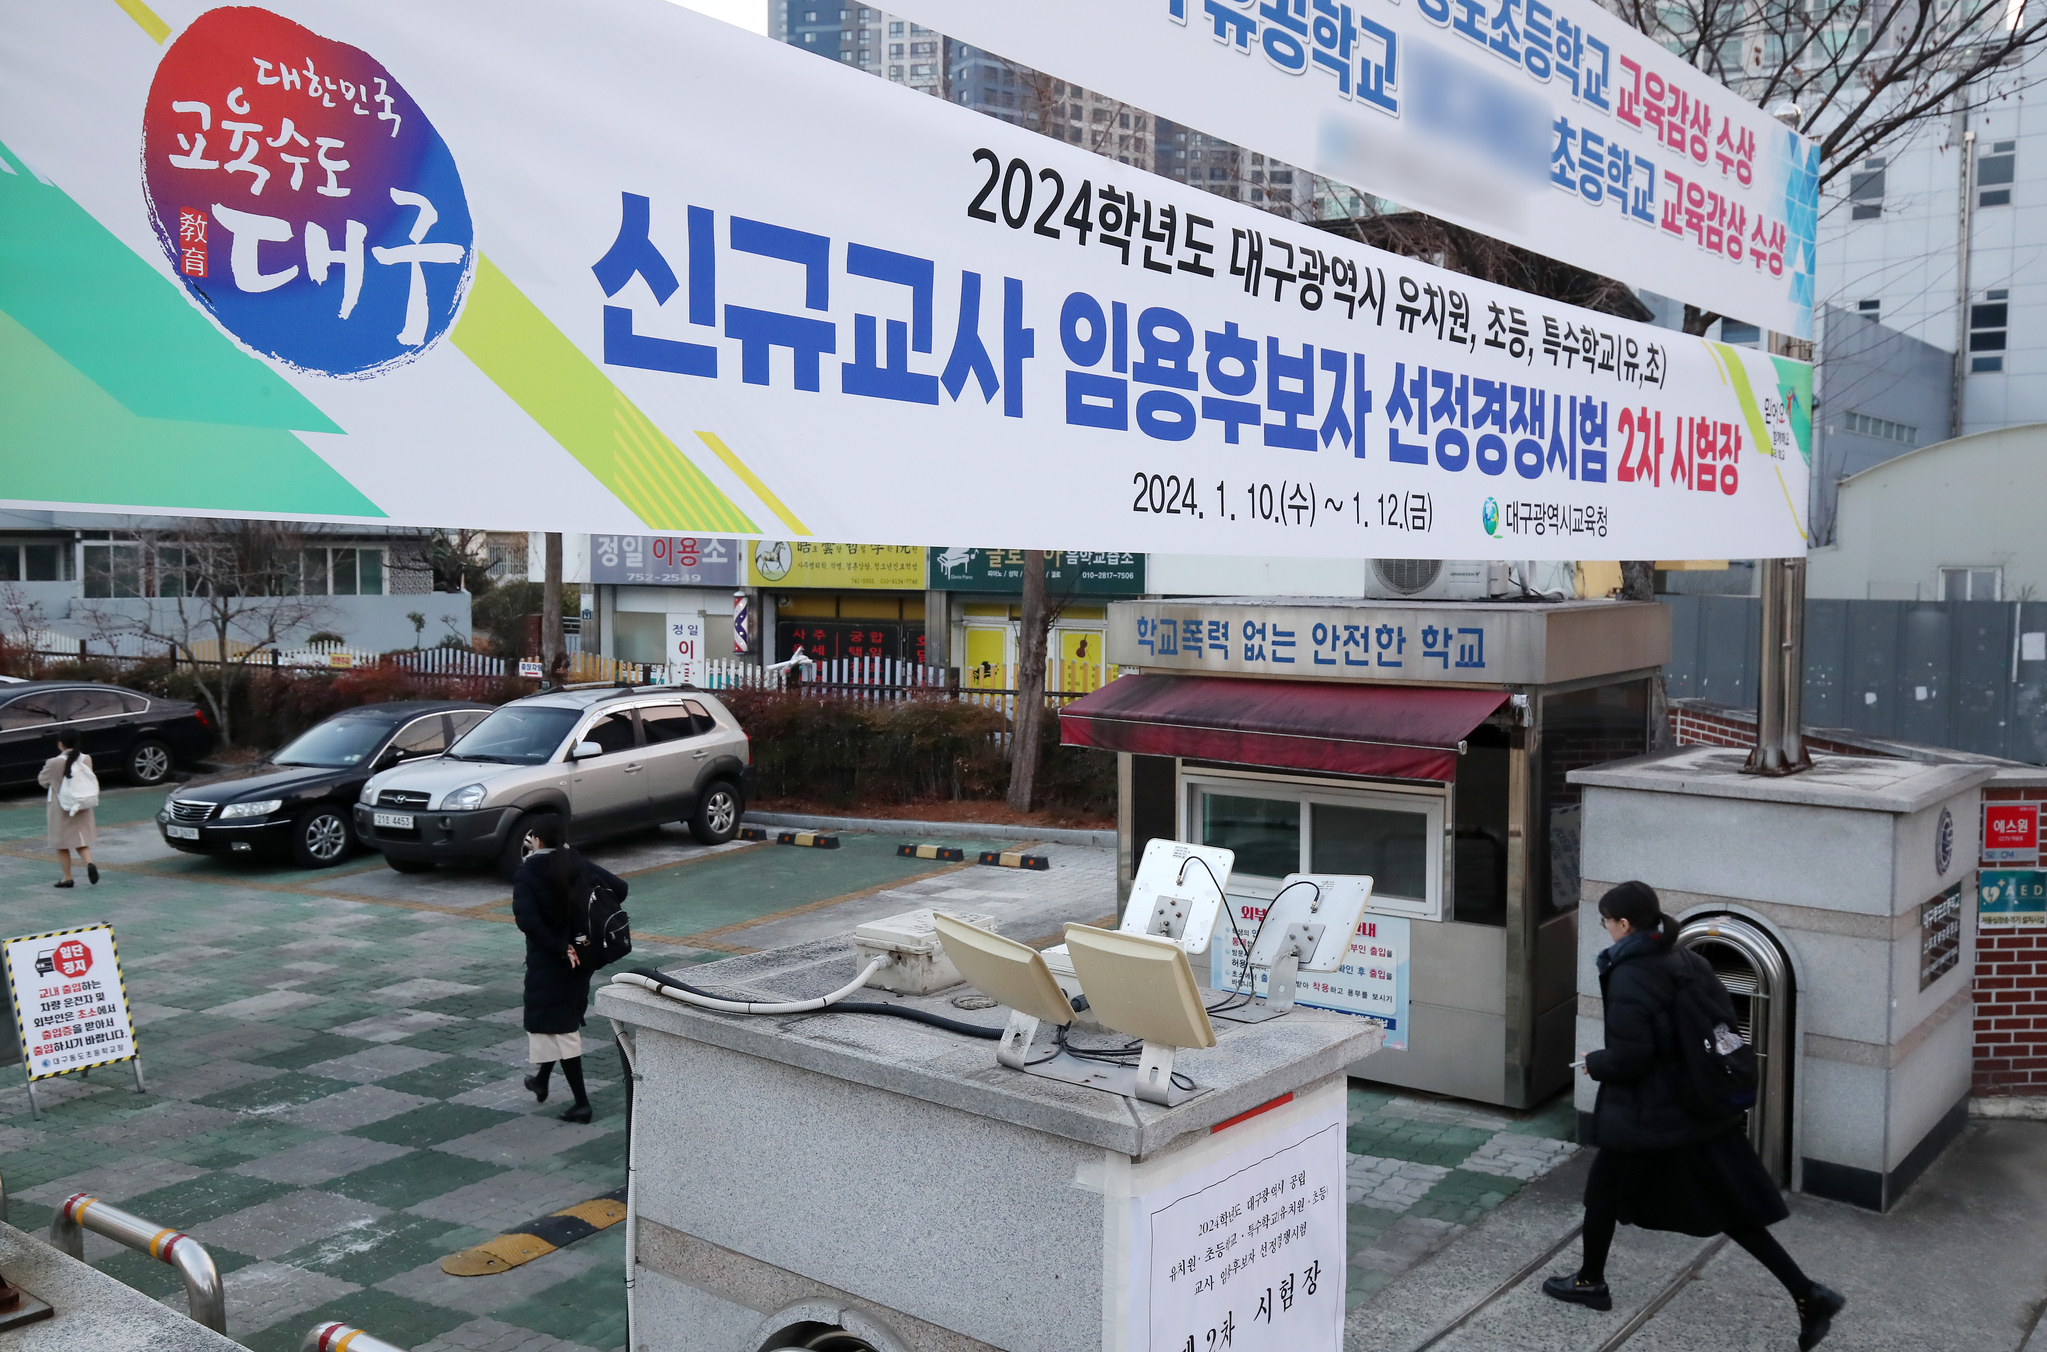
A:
[51,1193,224,1332]
[302,1321,409,1352]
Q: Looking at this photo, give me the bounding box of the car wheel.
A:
[127,739,175,786]
[498,810,560,880]
[386,854,436,874]
[689,781,742,845]
[290,807,354,868]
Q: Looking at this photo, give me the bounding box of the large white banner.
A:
[899,0,1820,340]
[0,0,1810,559]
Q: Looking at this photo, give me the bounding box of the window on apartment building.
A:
[0,543,75,583]
[804,9,816,18]
[1252,152,1265,165]
[802,31,815,42]
[1269,170,1294,184]
[855,49,870,62]
[1271,187,1293,202]
[1844,410,1918,445]
[1971,290,2008,372]
[1940,567,2001,601]
[1849,157,1885,220]
[1092,107,1110,123]
[910,63,933,76]
[857,28,869,42]
[909,40,934,54]
[888,42,902,56]
[1979,141,2015,207]
[1857,298,1881,316]
[1209,167,1228,180]
[910,23,930,32]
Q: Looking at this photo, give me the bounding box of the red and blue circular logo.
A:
[141,7,474,377]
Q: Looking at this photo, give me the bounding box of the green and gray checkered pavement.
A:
[0,782,1578,1343]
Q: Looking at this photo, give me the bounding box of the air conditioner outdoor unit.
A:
[1363,559,1512,600]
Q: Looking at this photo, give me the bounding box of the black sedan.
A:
[159,700,491,867]
[0,681,215,787]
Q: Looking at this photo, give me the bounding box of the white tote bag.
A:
[57,758,100,817]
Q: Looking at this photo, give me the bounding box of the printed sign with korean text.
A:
[928,547,1145,594]
[893,0,1819,340]
[1984,804,2039,864]
[1,2,1807,560]
[590,535,740,587]
[1980,870,2047,930]
[1127,1101,1347,1352]
[1212,907,1409,1049]
[4,924,138,1081]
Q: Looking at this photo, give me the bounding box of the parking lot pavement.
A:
[0,783,1125,1349]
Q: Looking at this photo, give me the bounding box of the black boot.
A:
[1797,1284,1846,1350]
[1541,1272,1613,1311]
[524,1065,552,1103]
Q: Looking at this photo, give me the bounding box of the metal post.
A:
[1952,124,1976,440]
[51,1193,225,1333]
[1743,558,1812,775]
[302,1323,410,1352]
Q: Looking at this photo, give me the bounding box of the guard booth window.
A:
[1541,682,1651,917]
[1188,775,1444,921]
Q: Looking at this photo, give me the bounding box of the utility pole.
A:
[542,532,565,682]
[1951,119,1977,441]
[1007,549,1048,813]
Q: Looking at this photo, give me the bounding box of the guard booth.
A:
[1060,595,1669,1109]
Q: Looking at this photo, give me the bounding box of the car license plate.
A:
[374,812,414,830]
[166,824,200,840]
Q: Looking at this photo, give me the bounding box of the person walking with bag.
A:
[39,734,99,889]
[512,816,628,1124]
[1545,881,1846,1350]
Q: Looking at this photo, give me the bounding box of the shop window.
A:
[1187,775,1444,921]
[1979,141,2014,208]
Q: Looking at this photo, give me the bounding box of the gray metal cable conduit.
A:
[50,1192,225,1333]
[302,1320,411,1352]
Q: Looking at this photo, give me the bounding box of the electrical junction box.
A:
[854,909,997,995]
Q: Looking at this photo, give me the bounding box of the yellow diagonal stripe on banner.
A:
[695,431,812,536]
[453,255,757,532]
[114,0,170,43]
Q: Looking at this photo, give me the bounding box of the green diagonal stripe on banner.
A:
[0,138,339,433]
[451,254,758,532]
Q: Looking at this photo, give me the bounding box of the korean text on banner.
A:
[1212,906,1410,1048]
[3,924,139,1080]
[891,0,1820,341]
[0,0,1808,559]
[1126,1100,1347,1352]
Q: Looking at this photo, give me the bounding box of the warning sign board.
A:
[4,924,138,1081]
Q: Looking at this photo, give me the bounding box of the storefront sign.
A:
[1918,884,1963,989]
[590,535,741,587]
[4,924,138,1081]
[1979,870,2047,930]
[1212,908,1410,1050]
[928,548,1146,594]
[749,543,926,590]
[3,2,1808,560]
[663,612,704,683]
[1126,1101,1346,1352]
[893,0,1820,341]
[1984,804,2039,864]
[777,620,927,665]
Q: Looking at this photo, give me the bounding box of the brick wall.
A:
[1668,704,1874,758]
[1973,785,2047,1096]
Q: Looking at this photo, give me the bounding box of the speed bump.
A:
[441,1188,628,1276]
[978,850,1049,871]
[897,843,965,861]
[777,830,839,848]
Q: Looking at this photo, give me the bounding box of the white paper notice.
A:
[3,924,137,1080]
[1129,1103,1347,1352]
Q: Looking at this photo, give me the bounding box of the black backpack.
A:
[1667,948,1759,1120]
[577,877,633,970]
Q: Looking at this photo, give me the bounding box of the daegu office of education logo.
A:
[141,6,475,377]
[1481,498,1501,538]
[1936,806,1955,876]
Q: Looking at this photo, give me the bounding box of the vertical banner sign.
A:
[4,924,139,1080]
[1127,1101,1347,1352]
[891,0,1821,339]
[0,1,1808,557]
[664,613,704,683]
[1213,907,1410,1049]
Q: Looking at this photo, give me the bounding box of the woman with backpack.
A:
[512,816,627,1124]
[38,734,99,889]
[1545,881,1847,1350]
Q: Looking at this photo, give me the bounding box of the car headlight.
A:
[219,799,284,819]
[442,784,487,811]
[359,783,377,805]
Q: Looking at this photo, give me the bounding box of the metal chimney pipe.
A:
[1743,558,1813,775]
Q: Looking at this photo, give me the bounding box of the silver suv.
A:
[353,685,752,877]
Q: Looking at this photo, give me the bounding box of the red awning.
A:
[1059,675,1508,781]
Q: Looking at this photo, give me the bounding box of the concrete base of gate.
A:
[1567,746,1994,1212]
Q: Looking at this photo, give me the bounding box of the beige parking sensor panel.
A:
[1061,923,1217,1050]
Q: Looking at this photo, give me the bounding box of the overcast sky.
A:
[667,0,768,35]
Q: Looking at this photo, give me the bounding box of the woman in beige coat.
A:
[39,734,98,888]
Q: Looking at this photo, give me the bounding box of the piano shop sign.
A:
[4,924,139,1079]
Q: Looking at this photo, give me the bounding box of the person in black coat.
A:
[512,816,627,1124]
[1544,881,1847,1351]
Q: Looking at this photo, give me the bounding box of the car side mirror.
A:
[571,740,603,760]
